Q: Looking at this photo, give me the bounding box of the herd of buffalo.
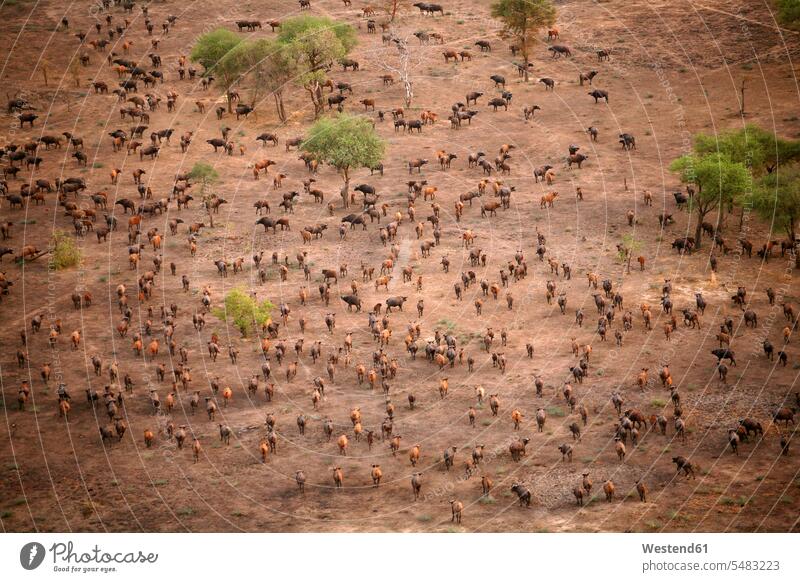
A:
[0,0,797,529]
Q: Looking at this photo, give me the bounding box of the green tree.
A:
[278,16,357,118]
[189,162,219,194]
[491,0,556,82]
[190,28,244,112]
[693,124,800,175]
[670,153,751,248]
[189,162,220,226]
[301,113,385,208]
[749,164,800,266]
[213,288,274,337]
[227,38,294,122]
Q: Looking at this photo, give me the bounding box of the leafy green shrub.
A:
[213,288,273,336]
[777,0,800,28]
[50,231,81,269]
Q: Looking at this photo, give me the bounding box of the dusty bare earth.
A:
[1,0,799,532]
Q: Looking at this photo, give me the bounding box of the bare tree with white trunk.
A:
[377,28,425,108]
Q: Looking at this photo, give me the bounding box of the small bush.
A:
[213,287,273,336]
[50,231,82,269]
[777,0,800,28]
[718,497,737,506]
[189,161,219,192]
[668,510,688,522]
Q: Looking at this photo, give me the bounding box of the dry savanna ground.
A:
[0,0,799,532]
